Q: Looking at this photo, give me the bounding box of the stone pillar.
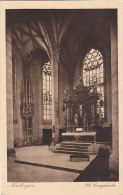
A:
[109,12,118,177]
[51,50,59,142]
[6,26,15,157]
[105,46,112,125]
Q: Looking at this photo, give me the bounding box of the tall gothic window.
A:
[42,62,52,121]
[82,48,104,119]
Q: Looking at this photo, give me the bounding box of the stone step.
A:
[61,143,91,147]
[61,141,91,145]
[56,147,88,152]
[60,145,88,149]
[62,141,92,145]
[54,141,93,155]
[55,150,90,155]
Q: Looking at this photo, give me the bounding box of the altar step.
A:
[56,148,88,152]
[55,141,92,155]
[61,142,91,146]
[55,150,90,155]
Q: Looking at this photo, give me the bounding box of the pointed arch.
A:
[41,61,52,123]
[82,48,104,120]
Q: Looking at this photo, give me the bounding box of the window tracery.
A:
[83,48,104,120]
[42,62,52,121]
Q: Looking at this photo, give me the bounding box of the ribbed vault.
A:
[7,9,111,78]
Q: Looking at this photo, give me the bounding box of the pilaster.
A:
[110,12,118,178]
[51,49,60,142]
[6,26,15,157]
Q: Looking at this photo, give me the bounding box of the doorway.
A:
[43,129,52,145]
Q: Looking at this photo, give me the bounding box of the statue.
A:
[74,114,78,127]
[83,112,87,131]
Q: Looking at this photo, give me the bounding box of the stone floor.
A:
[8,145,96,182]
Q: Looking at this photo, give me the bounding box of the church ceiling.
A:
[7,9,111,72]
[8,10,76,63]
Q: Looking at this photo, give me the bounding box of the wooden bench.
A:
[70,154,90,162]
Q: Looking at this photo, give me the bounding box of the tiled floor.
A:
[8,145,96,182]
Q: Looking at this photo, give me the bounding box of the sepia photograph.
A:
[6,8,119,183]
[2,1,123,194]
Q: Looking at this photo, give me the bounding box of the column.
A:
[51,50,59,142]
[109,11,118,176]
[6,26,15,157]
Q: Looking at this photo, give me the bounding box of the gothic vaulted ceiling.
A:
[6,9,111,74]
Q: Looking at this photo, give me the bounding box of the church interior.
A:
[6,9,118,182]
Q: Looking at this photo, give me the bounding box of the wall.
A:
[29,56,70,143]
[73,60,82,89]
[73,30,112,127]
[13,48,23,146]
[30,56,42,144]
[58,61,70,129]
[6,26,14,153]
[109,11,118,176]
[104,46,112,126]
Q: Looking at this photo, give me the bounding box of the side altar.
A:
[62,79,104,142]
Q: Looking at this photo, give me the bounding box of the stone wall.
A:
[73,37,112,127]
[109,11,119,176]
[13,48,23,146]
[6,26,15,156]
[58,61,70,129]
[30,56,42,144]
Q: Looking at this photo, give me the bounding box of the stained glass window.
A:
[83,48,104,119]
[42,62,52,121]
